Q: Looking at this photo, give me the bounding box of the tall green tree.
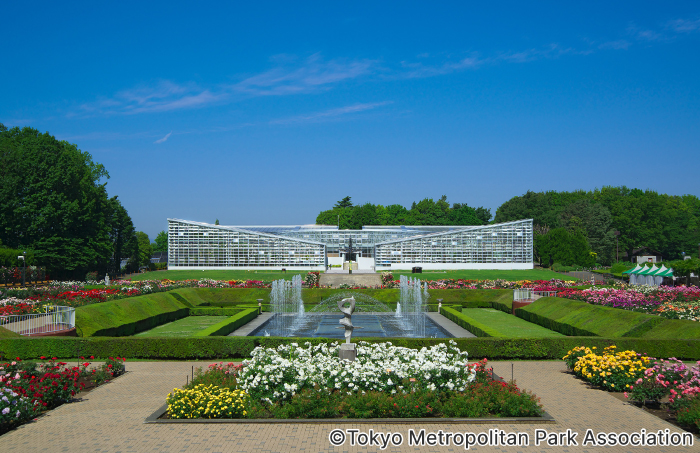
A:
[334,196,353,208]
[559,199,616,264]
[152,230,168,252]
[107,198,138,273]
[0,125,124,279]
[535,228,595,267]
[135,232,152,267]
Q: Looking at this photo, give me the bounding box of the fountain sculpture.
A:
[260,276,443,339]
[337,296,357,361]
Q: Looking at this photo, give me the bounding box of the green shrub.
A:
[1,337,700,360]
[515,297,657,337]
[75,292,189,337]
[441,307,504,337]
[611,262,635,274]
[675,396,700,431]
[194,309,259,337]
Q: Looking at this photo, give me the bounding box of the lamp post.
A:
[614,231,620,263]
[18,252,26,287]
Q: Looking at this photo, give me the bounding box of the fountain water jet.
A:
[270,275,304,336]
[398,275,428,337]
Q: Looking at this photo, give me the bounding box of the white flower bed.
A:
[238,341,476,403]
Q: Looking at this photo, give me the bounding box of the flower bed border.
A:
[144,403,555,424]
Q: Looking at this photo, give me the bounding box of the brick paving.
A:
[0,361,697,452]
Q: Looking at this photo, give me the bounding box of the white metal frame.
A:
[0,305,76,336]
[167,218,534,270]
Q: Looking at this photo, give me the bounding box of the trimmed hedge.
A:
[167,288,514,310]
[169,288,272,306]
[515,297,660,337]
[462,301,492,309]
[441,307,504,337]
[1,336,700,360]
[194,309,259,337]
[75,293,189,337]
[189,307,244,317]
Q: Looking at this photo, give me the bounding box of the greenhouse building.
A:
[167,218,533,271]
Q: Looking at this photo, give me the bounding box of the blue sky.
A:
[2,2,699,240]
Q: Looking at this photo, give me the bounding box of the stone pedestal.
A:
[339,343,356,362]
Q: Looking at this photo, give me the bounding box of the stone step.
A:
[319,273,382,288]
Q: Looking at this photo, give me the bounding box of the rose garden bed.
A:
[1,356,126,434]
[563,345,700,435]
[147,341,552,423]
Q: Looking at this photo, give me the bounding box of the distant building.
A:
[167,218,533,271]
[150,251,168,264]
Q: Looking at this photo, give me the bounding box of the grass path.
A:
[128,268,568,282]
[461,308,564,338]
[134,316,229,337]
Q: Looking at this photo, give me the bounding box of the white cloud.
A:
[667,18,700,33]
[233,54,375,96]
[154,132,172,144]
[270,102,392,124]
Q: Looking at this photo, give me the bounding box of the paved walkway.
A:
[425,312,476,337]
[228,313,272,336]
[0,361,697,452]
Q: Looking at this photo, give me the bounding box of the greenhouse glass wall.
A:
[374,219,533,270]
[167,218,533,270]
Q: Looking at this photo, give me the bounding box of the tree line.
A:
[0,124,151,279]
[4,123,698,276]
[495,188,700,266]
[318,188,700,267]
[316,196,492,230]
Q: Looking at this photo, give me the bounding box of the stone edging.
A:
[144,404,556,424]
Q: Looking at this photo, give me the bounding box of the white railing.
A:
[513,289,532,301]
[514,289,557,302]
[0,305,76,336]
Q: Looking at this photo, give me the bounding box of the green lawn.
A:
[388,268,567,281]
[128,270,312,282]
[129,268,567,282]
[461,308,564,338]
[134,316,229,337]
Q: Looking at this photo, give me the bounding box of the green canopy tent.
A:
[622,264,643,285]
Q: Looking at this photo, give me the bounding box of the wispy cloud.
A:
[154,131,172,144]
[667,18,700,33]
[71,18,700,118]
[269,101,392,125]
[396,44,580,79]
[77,80,224,116]
[75,56,375,117]
[1,118,35,127]
[233,54,375,96]
[398,55,482,79]
[598,40,631,50]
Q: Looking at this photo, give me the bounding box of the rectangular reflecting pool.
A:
[250,313,453,338]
